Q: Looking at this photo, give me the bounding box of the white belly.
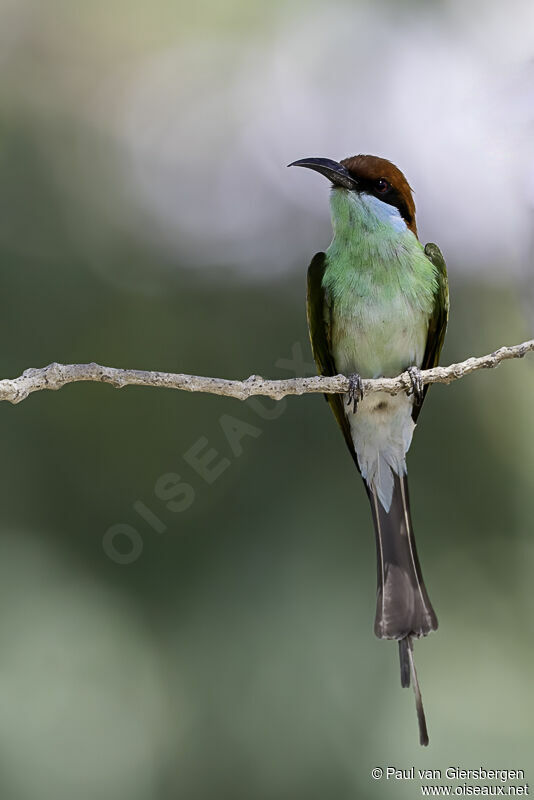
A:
[347,391,415,511]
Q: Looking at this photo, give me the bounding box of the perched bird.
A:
[289,155,449,745]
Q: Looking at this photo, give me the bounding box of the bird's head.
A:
[288,154,417,238]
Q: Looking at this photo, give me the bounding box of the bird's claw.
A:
[346,373,364,413]
[407,366,424,405]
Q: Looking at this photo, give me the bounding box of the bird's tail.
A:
[368,472,437,641]
[367,471,437,746]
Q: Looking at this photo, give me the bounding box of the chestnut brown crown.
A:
[341,155,417,236]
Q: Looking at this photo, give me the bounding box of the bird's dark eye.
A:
[375,178,390,194]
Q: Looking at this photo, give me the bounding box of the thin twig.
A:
[0,339,532,406]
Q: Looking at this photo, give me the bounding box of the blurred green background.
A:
[0,0,533,798]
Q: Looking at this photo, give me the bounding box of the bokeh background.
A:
[0,0,533,797]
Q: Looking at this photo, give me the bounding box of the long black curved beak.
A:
[287,158,359,190]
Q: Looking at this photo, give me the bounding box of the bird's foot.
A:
[346,373,364,413]
[407,367,424,405]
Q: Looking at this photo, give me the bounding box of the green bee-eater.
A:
[289,155,449,745]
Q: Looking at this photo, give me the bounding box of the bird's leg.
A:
[346,373,364,413]
[407,366,424,405]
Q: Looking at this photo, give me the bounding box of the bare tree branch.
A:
[0,339,532,405]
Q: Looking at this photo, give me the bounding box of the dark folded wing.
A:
[307,252,358,464]
[412,242,449,422]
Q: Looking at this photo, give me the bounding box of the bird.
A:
[289,154,449,745]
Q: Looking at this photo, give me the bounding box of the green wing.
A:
[307,252,358,466]
[412,242,449,421]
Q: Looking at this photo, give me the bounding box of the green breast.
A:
[323,190,438,378]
